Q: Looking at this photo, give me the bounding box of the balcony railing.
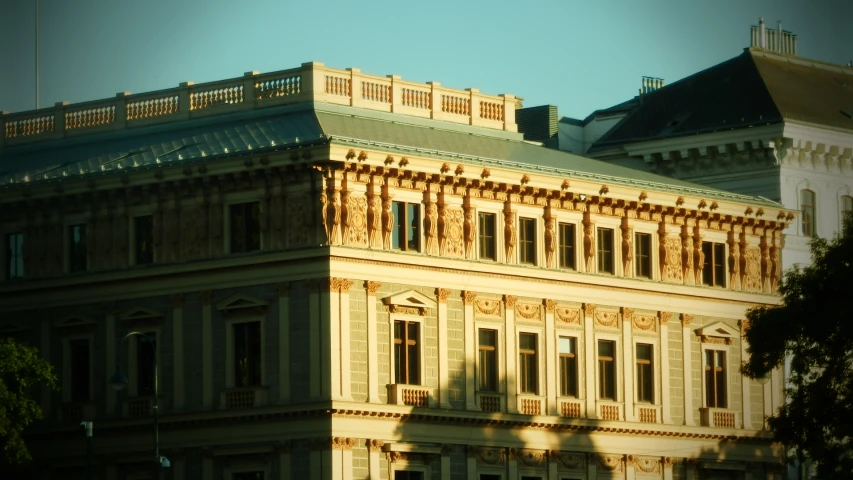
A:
[221,386,268,410]
[596,401,622,421]
[1,62,518,147]
[559,399,583,418]
[517,395,544,415]
[701,407,739,429]
[387,384,432,407]
[477,392,504,413]
[635,404,661,424]
[59,402,95,424]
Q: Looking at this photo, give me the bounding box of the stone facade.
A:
[0,62,793,479]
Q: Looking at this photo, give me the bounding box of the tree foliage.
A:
[0,338,58,465]
[742,219,853,478]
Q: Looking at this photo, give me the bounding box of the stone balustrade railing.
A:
[1,62,519,146]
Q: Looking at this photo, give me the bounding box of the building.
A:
[0,61,794,479]
[544,20,853,273]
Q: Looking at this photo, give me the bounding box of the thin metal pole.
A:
[153,350,160,480]
[35,0,39,109]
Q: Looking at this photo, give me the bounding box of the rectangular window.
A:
[518,333,538,394]
[597,228,614,274]
[68,224,88,273]
[598,340,616,400]
[842,195,852,229]
[801,189,815,237]
[394,321,421,385]
[230,202,261,253]
[518,217,536,264]
[134,215,154,265]
[558,223,575,269]
[705,350,727,408]
[70,339,90,402]
[136,333,157,396]
[6,232,23,279]
[559,337,578,397]
[392,202,420,252]
[634,232,651,278]
[234,321,262,387]
[478,329,498,392]
[394,472,424,480]
[478,212,496,260]
[636,343,654,403]
[701,242,727,287]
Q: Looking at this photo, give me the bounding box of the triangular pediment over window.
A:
[0,322,28,333]
[119,307,164,322]
[381,290,437,309]
[55,315,96,328]
[215,293,270,314]
[695,321,739,344]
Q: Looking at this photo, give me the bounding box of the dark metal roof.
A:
[589,49,853,153]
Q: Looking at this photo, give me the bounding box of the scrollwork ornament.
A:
[659,311,671,325]
[584,303,596,316]
[545,299,557,314]
[681,313,693,326]
[504,295,517,309]
[464,291,477,305]
[368,439,384,452]
[366,281,382,296]
[437,288,451,304]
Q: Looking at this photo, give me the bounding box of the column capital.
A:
[681,313,693,326]
[437,288,452,304]
[463,290,477,305]
[659,311,671,325]
[366,280,382,296]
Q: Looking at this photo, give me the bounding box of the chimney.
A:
[640,77,664,95]
[759,17,766,48]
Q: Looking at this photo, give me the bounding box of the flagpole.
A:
[35,0,39,109]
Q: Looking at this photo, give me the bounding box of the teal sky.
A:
[1,0,850,120]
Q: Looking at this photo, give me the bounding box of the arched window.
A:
[842,195,853,230]
[801,189,816,237]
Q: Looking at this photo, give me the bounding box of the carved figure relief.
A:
[319,191,329,244]
[441,207,464,257]
[583,221,595,271]
[545,218,556,268]
[693,235,705,284]
[344,194,368,247]
[661,235,683,282]
[596,454,624,472]
[287,193,310,247]
[634,456,661,474]
[743,246,762,291]
[209,202,224,255]
[553,451,585,470]
[382,197,394,250]
[621,228,633,274]
[681,232,693,284]
[366,194,381,248]
[326,191,342,245]
[114,214,129,267]
[269,195,285,249]
[515,302,541,321]
[504,212,516,261]
[512,449,547,467]
[424,202,439,255]
[475,298,502,317]
[463,209,475,258]
[473,447,506,466]
[632,314,657,332]
[594,310,619,328]
[164,208,179,262]
[728,236,740,289]
[770,239,781,291]
[760,236,770,292]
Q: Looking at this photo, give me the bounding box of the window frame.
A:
[127,328,161,398]
[477,327,500,393]
[800,189,816,237]
[596,227,615,275]
[67,223,88,273]
[557,221,577,270]
[223,460,271,480]
[226,198,263,254]
[701,241,727,288]
[62,334,95,404]
[389,456,430,479]
[390,315,425,386]
[841,195,852,230]
[634,232,652,279]
[5,231,24,279]
[634,342,655,404]
[131,213,155,266]
[596,337,618,401]
[517,330,540,395]
[702,345,729,409]
[391,201,421,252]
[225,315,266,389]
[558,335,579,398]
[518,216,537,265]
[478,211,498,261]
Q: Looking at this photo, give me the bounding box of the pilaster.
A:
[278,283,291,403]
[172,294,184,410]
[339,278,353,401]
[278,443,291,480]
[622,308,635,422]
[659,312,672,424]
[366,281,381,403]
[545,300,557,416]
[105,308,117,415]
[583,303,596,418]
[437,288,452,408]
[464,291,477,410]
[681,314,694,426]
[201,291,213,409]
[739,319,751,429]
[504,295,518,413]
[368,439,384,480]
[440,445,451,480]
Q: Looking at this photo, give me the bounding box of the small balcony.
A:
[635,404,661,424]
[476,392,504,413]
[596,400,622,421]
[59,402,95,424]
[123,396,156,418]
[220,386,268,410]
[701,407,739,429]
[517,395,544,415]
[387,384,432,407]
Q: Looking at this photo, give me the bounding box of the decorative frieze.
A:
[515,301,542,321]
[550,451,585,470]
[594,309,619,329]
[596,454,624,472]
[555,305,581,325]
[510,448,547,467]
[474,297,501,317]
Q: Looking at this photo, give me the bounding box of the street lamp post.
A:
[110,331,169,479]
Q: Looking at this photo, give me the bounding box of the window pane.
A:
[519,217,535,264]
[234,322,262,387]
[137,333,157,396]
[801,190,815,237]
[636,343,652,361]
[230,202,261,253]
[69,224,87,273]
[407,203,420,251]
[598,339,613,358]
[558,223,575,269]
[559,336,575,354]
[635,233,651,278]
[135,215,154,265]
[479,329,496,347]
[392,202,403,249]
[7,233,24,278]
[479,213,495,260]
[70,339,90,402]
[597,228,613,274]
[519,333,536,351]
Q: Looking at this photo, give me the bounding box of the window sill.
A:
[700,407,739,428]
[387,384,432,407]
[220,385,268,410]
